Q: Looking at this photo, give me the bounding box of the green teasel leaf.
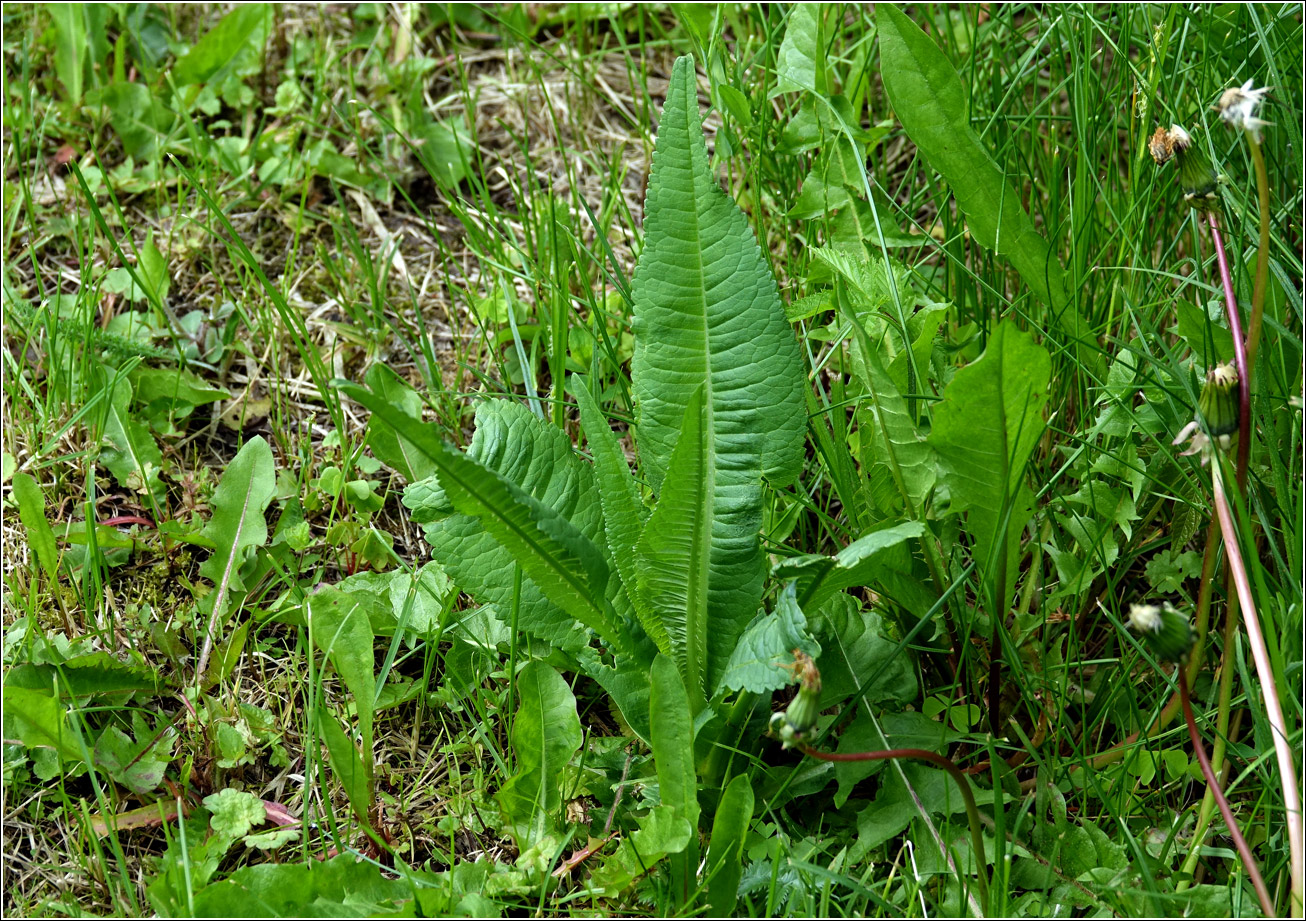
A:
[573,377,654,644]
[878,7,1096,367]
[632,55,806,493]
[498,662,583,850]
[719,583,820,694]
[928,322,1050,608]
[353,385,633,658]
[705,773,754,915]
[635,387,765,709]
[649,655,698,836]
[774,520,925,611]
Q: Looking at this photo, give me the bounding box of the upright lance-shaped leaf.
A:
[632,54,806,493]
[706,773,754,915]
[198,436,274,632]
[574,378,656,646]
[309,585,377,807]
[649,655,699,836]
[878,7,1096,367]
[635,388,764,708]
[928,322,1050,608]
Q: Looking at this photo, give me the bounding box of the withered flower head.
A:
[1149,125,1218,210]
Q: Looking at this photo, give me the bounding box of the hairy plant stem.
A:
[1212,460,1304,913]
[1178,668,1276,917]
[798,743,990,910]
[1244,137,1272,367]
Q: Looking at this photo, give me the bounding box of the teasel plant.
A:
[1149,92,1302,915]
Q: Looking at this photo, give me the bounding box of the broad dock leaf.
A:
[632,54,806,492]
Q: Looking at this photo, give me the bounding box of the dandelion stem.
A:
[1245,136,1272,367]
[1213,461,1304,914]
[1203,213,1251,485]
[1178,667,1276,917]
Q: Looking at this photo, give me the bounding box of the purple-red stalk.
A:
[1179,669,1275,917]
[1204,213,1251,485]
[798,743,989,907]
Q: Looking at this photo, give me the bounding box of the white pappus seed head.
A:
[1216,79,1272,141]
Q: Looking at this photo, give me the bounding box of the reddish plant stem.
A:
[799,743,990,908]
[1204,213,1251,485]
[1179,669,1276,917]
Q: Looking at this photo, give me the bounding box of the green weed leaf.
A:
[171,5,272,88]
[774,520,925,611]
[498,661,582,849]
[363,364,436,483]
[705,773,754,915]
[775,5,828,95]
[591,805,693,893]
[188,853,415,917]
[649,655,698,835]
[99,83,174,160]
[317,706,371,824]
[574,378,651,642]
[198,436,275,638]
[878,7,1094,359]
[99,367,166,503]
[203,788,266,840]
[309,586,376,766]
[1,686,84,763]
[928,322,1049,607]
[11,472,58,582]
[362,390,633,658]
[719,583,820,694]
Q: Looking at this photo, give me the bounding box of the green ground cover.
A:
[2,4,1302,916]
